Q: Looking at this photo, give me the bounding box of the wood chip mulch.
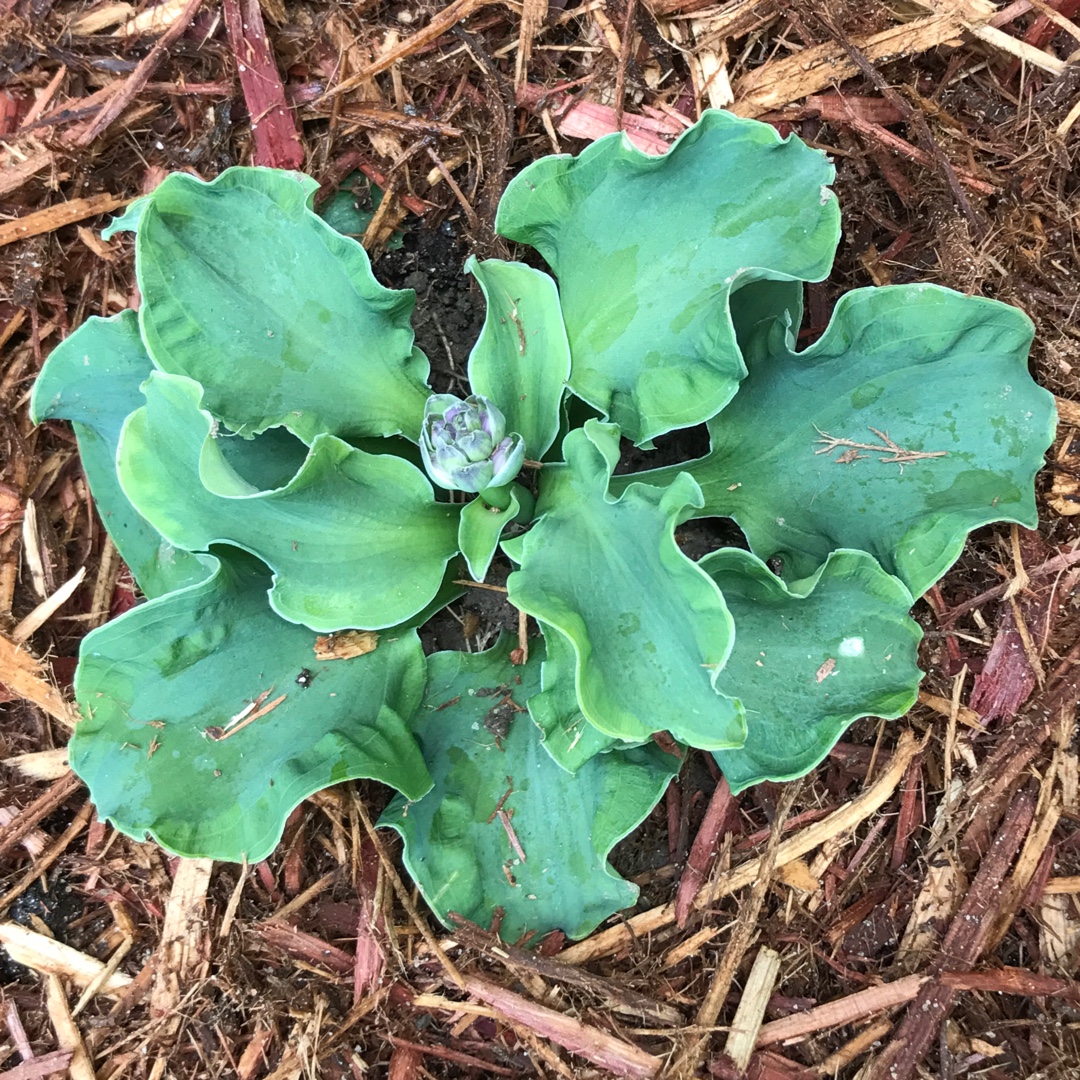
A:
[2,0,1080,1077]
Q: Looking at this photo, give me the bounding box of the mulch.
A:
[2,0,1080,1077]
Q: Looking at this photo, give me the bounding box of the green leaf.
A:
[100,197,148,239]
[380,634,680,941]
[466,258,571,460]
[73,550,431,862]
[133,167,431,442]
[396,557,469,631]
[728,278,803,355]
[528,622,625,773]
[318,173,404,249]
[319,183,376,236]
[495,109,840,446]
[29,312,207,598]
[502,419,744,749]
[459,492,519,582]
[214,424,311,492]
[117,372,461,631]
[700,549,922,793]
[619,286,1057,597]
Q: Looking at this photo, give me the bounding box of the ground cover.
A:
[2,1,1080,1077]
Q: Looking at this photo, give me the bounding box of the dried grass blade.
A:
[12,565,85,642]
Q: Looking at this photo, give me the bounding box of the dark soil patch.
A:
[374,219,487,398]
[0,873,84,983]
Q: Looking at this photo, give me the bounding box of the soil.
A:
[3,2,1080,1079]
[373,219,487,400]
[0,874,82,983]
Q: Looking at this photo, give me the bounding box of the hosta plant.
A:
[32,110,1055,943]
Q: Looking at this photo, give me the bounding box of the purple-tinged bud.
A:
[420,393,525,494]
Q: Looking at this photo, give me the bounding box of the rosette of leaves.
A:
[32,111,1056,940]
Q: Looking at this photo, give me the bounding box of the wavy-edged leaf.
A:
[214,424,311,492]
[73,550,431,862]
[101,197,148,239]
[459,492,518,582]
[502,420,744,750]
[117,372,460,631]
[729,278,803,354]
[529,621,623,773]
[700,549,922,793]
[619,286,1056,597]
[29,311,207,598]
[133,167,431,442]
[495,109,840,446]
[466,258,571,460]
[380,634,680,941]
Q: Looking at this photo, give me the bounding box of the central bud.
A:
[420,393,525,494]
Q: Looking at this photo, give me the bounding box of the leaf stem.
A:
[478,484,513,511]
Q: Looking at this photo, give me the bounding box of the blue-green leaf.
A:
[701,549,922,793]
[495,109,840,446]
[617,286,1057,597]
[459,492,519,582]
[29,312,206,598]
[117,372,460,631]
[466,258,571,460]
[73,550,431,862]
[133,167,431,442]
[528,622,625,773]
[503,420,744,750]
[381,634,680,940]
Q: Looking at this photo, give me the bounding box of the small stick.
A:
[665,782,801,1080]
[941,543,1080,625]
[352,796,465,988]
[449,914,684,1026]
[453,579,509,593]
[497,809,527,862]
[321,0,492,99]
[12,566,86,643]
[0,772,82,860]
[72,0,204,145]
[516,607,529,665]
[0,803,94,917]
[813,1019,894,1076]
[0,193,129,248]
[462,974,661,1080]
[219,856,249,939]
[486,779,515,824]
[814,424,948,470]
[206,691,286,741]
[426,146,479,232]
[228,688,272,729]
[757,975,926,1047]
[674,775,734,927]
[71,937,134,1017]
[613,0,637,132]
[725,946,781,1071]
[386,1036,516,1077]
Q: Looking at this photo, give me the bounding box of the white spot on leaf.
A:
[839,636,864,657]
